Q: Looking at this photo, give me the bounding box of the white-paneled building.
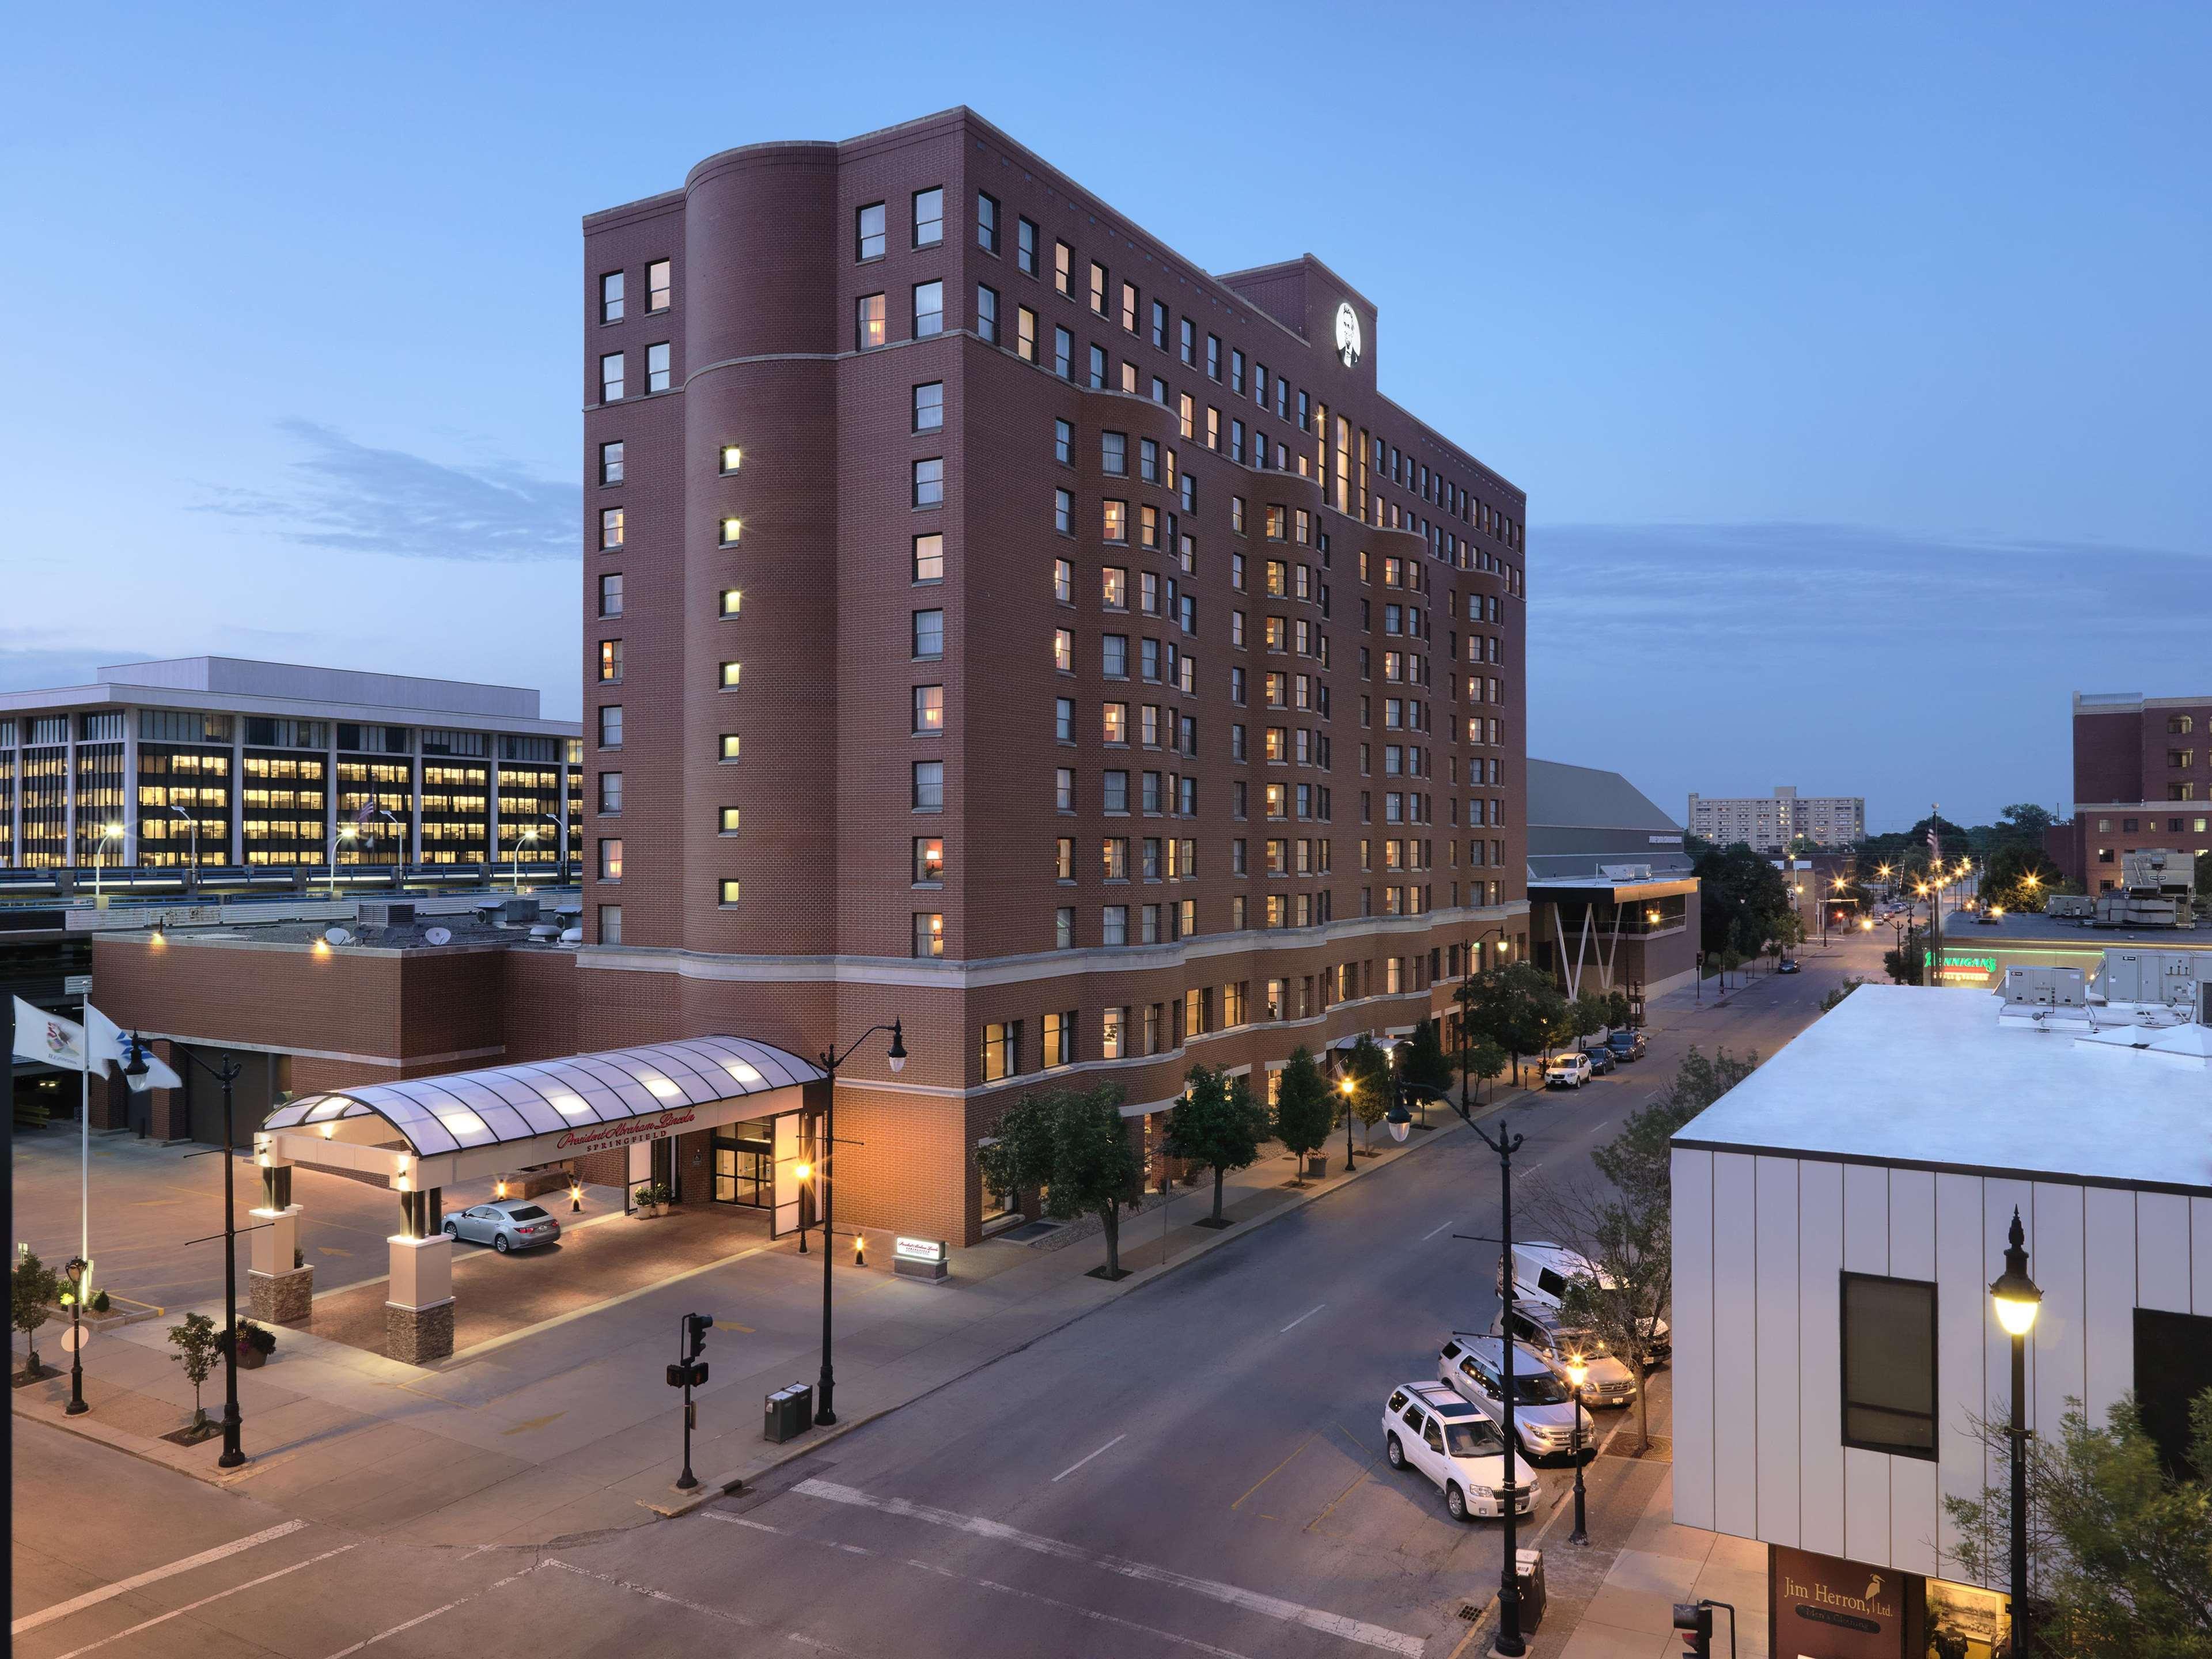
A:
[1672,975,2212,1658]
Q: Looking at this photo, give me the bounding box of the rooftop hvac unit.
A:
[357,901,415,930]
[528,923,560,941]
[2092,949,2208,1008]
[2001,966,2086,1009]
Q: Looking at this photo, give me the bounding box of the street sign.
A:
[61,1324,89,1352]
[65,975,93,996]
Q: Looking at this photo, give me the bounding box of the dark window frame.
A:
[1840,1270,1938,1461]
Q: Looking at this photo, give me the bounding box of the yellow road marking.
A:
[502,1412,566,1435]
[1230,1430,1314,1512]
[1305,1460,1376,1533]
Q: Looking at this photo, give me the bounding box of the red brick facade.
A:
[2061,694,2212,888]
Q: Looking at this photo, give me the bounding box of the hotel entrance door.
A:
[713,1121,773,1209]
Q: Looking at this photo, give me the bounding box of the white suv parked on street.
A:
[1543,1052,1592,1089]
[1438,1332,1584,1463]
[1381,1381,1539,1522]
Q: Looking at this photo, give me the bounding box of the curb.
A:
[638,1095,1528,1521]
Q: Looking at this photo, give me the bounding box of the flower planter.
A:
[237,1347,267,1370]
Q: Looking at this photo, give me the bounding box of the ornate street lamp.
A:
[1564,1354,1589,1545]
[811,1020,906,1426]
[1990,1207,2042,1659]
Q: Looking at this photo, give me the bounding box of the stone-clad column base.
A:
[248,1265,315,1325]
[385,1298,454,1365]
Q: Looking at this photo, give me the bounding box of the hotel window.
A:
[1138,438,1160,483]
[600,270,625,321]
[914,836,944,884]
[1101,906,1128,946]
[646,342,671,393]
[1176,393,1193,440]
[1054,488,1073,535]
[913,912,945,958]
[1841,1272,1937,1459]
[1230,419,1244,464]
[598,772,623,813]
[1055,700,1075,743]
[976,284,998,343]
[914,381,945,432]
[912,760,945,812]
[1043,1012,1074,1068]
[598,441,624,485]
[913,281,944,338]
[599,573,623,617]
[857,293,886,350]
[1056,768,1075,811]
[1205,407,1219,449]
[1206,335,1221,380]
[1016,305,1037,361]
[1230,348,1245,393]
[982,1021,1019,1081]
[912,457,944,507]
[1103,836,1128,879]
[1088,344,1107,389]
[720,588,742,617]
[1103,770,1130,813]
[1102,635,1128,677]
[718,805,740,834]
[646,259,670,312]
[719,734,741,761]
[598,904,622,944]
[1103,499,1128,542]
[1055,418,1074,464]
[718,661,741,690]
[1179,317,1195,365]
[718,879,741,907]
[976,190,998,253]
[912,532,944,582]
[718,515,741,546]
[1055,908,1074,949]
[912,609,945,660]
[912,685,944,733]
[599,838,624,880]
[1120,282,1139,332]
[1054,240,1073,296]
[1055,560,1074,604]
[1054,325,1073,378]
[597,706,623,748]
[1101,1006,1127,1057]
[1101,431,1127,475]
[1016,217,1038,275]
[599,352,623,402]
[1088,261,1108,315]
[598,640,623,683]
[1054,630,1073,672]
[857,202,886,260]
[597,505,626,548]
[1103,703,1128,745]
[912,186,943,248]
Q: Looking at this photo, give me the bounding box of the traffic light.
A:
[1672,1603,1711,1657]
[685,1312,714,1361]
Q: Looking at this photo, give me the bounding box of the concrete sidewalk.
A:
[13,1101,1501,1547]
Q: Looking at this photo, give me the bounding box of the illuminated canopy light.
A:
[435,1109,490,1139]
[643,1077,681,1100]
[548,1093,592,1118]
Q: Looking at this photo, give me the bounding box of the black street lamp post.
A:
[1469,1112,1530,1657]
[1990,1207,2042,1659]
[812,1020,906,1427]
[1563,1357,1589,1546]
[63,1256,88,1416]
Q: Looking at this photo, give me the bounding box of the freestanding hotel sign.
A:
[1769,1544,1905,1658]
[893,1236,949,1281]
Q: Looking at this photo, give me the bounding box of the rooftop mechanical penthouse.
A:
[573,108,1533,1241]
[100,108,1539,1253]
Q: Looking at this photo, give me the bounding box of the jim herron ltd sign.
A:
[554,1107,698,1154]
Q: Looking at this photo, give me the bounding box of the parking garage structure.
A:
[255,1036,824,1362]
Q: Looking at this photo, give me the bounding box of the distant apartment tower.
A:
[1685,785,1863,852]
[0,658,581,875]
[2056,691,2212,890]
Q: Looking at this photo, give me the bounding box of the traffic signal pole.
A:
[670,1312,714,1490]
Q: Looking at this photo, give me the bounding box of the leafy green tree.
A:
[1340,1035,1391,1160]
[1984,842,2069,912]
[1463,1037,1509,1107]
[1399,1018,1453,1104]
[1271,1047,1335,1185]
[1885,923,1926,986]
[169,1310,220,1428]
[977,1084,1145,1278]
[1456,961,1568,1088]
[1693,842,1794,963]
[1604,990,1633,1031]
[1165,1065,1270,1228]
[1569,991,1611,1047]
[12,1249,57,1377]
[1592,1046,1760,1214]
[1944,1390,2212,1658]
[1819,978,1864,1013]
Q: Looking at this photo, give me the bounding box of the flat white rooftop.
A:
[0,657,573,735]
[1675,981,2212,1195]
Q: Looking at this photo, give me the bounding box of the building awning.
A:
[260,1036,824,1187]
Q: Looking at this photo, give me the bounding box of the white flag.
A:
[86,1004,182,1091]
[11,996,87,1071]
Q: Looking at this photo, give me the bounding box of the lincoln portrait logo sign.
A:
[1334,301,1362,368]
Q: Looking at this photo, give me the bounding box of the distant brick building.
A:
[1685,786,1863,853]
[2056,691,2212,891]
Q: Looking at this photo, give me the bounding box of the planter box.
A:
[237,1347,268,1370]
[1304,1155,1330,1179]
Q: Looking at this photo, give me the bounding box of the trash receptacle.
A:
[1514,1548,1546,1630]
[763,1382,815,1443]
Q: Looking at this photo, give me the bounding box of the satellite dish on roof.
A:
[324,927,354,946]
[424,926,452,946]
[559,927,584,944]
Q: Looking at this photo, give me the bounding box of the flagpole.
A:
[80,986,90,1277]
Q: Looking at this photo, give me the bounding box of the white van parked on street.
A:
[1497,1240,1672,1367]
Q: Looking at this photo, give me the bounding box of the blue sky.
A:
[6,3,2206,830]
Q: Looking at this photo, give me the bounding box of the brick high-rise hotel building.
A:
[94,109,1531,1253]
[572,108,1529,1240]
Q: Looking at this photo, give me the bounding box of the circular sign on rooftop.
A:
[1334,301,1362,369]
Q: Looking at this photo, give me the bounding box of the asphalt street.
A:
[11,933,1886,1659]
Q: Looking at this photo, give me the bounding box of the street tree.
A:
[1692,842,1794,964]
[1569,991,1611,1046]
[1592,1046,1760,1214]
[1399,1017,1454,1104]
[1463,1037,1509,1107]
[1165,1065,1270,1228]
[169,1310,221,1429]
[1819,978,1865,1013]
[1342,1034,1391,1158]
[1604,990,1633,1031]
[1885,924,1926,986]
[1983,842,2069,913]
[12,1248,57,1378]
[976,1084,1145,1279]
[1942,1389,2212,1658]
[1272,1047,1334,1185]
[1456,961,1568,1088]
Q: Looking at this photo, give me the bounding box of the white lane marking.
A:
[1421,1216,1459,1241]
[1051,1433,1127,1483]
[16,1518,313,1635]
[789,1477,1424,1657]
[318,1599,468,1658]
[544,1558,760,1628]
[707,1510,1256,1659]
[1279,1304,1327,1334]
[44,1544,359,1659]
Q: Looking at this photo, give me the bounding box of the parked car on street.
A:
[1381,1381,1540,1522]
[1577,1044,1616,1075]
[1497,1240,1672,1366]
[1438,1332,1584,1463]
[1543,1052,1593,1089]
[443,1199,562,1253]
[1487,1304,1638,1408]
[1778,959,1801,974]
[1604,1029,1648,1061]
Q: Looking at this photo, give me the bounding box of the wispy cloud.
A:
[0,635,155,694]
[195,421,575,562]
